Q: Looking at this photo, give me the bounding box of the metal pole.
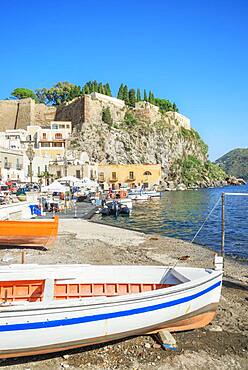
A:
[30,160,33,185]
[221,193,225,257]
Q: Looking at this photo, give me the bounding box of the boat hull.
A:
[0,216,58,247]
[0,272,222,358]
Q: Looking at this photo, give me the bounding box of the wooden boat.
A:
[0,216,59,248]
[0,256,223,358]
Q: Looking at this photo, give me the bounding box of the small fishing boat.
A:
[0,216,59,248]
[0,257,223,358]
[100,201,130,216]
[128,193,149,201]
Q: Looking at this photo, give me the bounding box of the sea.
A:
[96,184,248,261]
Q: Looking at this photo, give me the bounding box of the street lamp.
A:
[26,142,35,184]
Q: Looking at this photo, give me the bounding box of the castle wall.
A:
[0,98,56,131]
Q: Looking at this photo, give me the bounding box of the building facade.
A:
[0,148,24,182]
[98,164,162,189]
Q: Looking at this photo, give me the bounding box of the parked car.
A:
[6,181,19,193]
[0,184,10,197]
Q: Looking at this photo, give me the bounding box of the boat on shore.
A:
[0,257,223,358]
[0,216,59,248]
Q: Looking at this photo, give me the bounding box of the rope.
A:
[191,196,221,243]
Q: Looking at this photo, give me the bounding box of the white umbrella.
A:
[41,181,68,193]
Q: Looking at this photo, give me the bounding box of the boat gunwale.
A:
[0,269,223,313]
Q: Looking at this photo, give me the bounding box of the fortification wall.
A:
[0,98,56,130]
[55,97,84,130]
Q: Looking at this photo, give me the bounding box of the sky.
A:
[0,0,247,160]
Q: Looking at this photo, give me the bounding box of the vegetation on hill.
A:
[171,155,227,187]
[216,148,248,180]
[10,80,178,112]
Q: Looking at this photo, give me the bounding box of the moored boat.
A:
[0,216,59,248]
[0,257,223,358]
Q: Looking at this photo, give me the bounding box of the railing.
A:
[109,177,118,182]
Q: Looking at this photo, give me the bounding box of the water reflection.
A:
[96,184,248,260]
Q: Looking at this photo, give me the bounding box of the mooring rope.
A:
[191,196,221,243]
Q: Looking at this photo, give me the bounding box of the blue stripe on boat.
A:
[0,280,221,332]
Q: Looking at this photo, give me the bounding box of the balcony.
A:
[98,175,105,182]
[109,177,118,182]
[16,164,23,170]
[126,176,136,182]
[4,162,11,169]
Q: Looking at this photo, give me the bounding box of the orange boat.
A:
[0,216,59,248]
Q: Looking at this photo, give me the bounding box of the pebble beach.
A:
[0,219,247,370]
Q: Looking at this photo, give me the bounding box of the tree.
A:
[129,88,136,107]
[143,89,147,101]
[148,90,155,104]
[11,88,37,101]
[35,82,81,105]
[123,85,129,105]
[98,82,104,94]
[117,84,124,100]
[136,88,141,102]
[102,107,113,126]
[105,83,112,96]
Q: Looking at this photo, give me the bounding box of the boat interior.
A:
[0,264,215,304]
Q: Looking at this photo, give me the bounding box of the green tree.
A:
[129,88,136,107]
[11,88,37,101]
[136,88,141,101]
[117,84,124,100]
[123,85,129,105]
[148,90,154,104]
[98,83,104,94]
[35,82,81,105]
[143,89,147,101]
[102,107,113,126]
[105,83,112,96]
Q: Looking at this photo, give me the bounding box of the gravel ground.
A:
[0,219,247,370]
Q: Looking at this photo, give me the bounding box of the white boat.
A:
[118,198,133,209]
[0,257,223,358]
[128,193,149,201]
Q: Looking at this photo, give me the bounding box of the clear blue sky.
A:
[0,0,247,160]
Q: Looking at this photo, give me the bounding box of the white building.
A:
[0,148,25,182]
[0,121,71,183]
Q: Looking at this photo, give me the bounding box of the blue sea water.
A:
[96,184,248,260]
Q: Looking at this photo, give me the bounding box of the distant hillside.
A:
[216,148,248,180]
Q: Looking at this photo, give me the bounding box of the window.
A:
[41,142,50,147]
[38,166,40,176]
[52,142,63,147]
[52,124,58,129]
[59,124,65,129]
[129,171,134,180]
[42,133,47,139]
[143,171,152,176]
[57,171,61,178]
[66,124,70,128]
[16,158,20,169]
[76,170,81,179]
[55,133,62,139]
[112,172,117,180]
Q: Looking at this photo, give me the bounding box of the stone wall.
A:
[0,98,56,131]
